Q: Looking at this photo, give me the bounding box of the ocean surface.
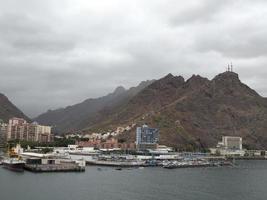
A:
[1,160,267,200]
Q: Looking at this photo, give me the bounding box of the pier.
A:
[86,160,146,167]
[24,163,85,172]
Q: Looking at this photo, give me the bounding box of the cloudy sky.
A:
[0,0,267,118]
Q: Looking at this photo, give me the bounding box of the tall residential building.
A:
[28,123,52,142]
[6,117,52,143]
[0,120,7,149]
[7,117,27,140]
[136,124,159,150]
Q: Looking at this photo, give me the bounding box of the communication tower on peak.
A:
[227,64,230,72]
[226,63,234,72]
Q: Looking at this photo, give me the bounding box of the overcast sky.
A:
[0,0,267,118]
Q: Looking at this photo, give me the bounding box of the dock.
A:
[24,163,85,172]
[86,160,146,167]
[163,160,233,169]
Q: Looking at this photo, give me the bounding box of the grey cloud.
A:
[170,0,231,25]
[191,0,267,58]
[0,13,75,54]
[12,36,75,53]
[0,0,267,118]
[194,27,267,58]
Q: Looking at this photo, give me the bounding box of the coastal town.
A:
[0,117,266,173]
[2,1,267,199]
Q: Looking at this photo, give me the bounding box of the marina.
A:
[0,144,235,172]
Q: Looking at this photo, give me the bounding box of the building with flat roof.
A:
[221,136,242,150]
[210,136,244,156]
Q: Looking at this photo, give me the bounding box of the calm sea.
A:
[0,160,267,200]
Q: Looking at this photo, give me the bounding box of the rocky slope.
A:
[35,70,267,150]
[83,71,267,150]
[0,93,30,122]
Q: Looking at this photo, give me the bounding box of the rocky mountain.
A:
[0,93,30,122]
[83,71,267,150]
[35,70,267,150]
[34,80,154,133]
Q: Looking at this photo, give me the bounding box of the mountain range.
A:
[2,70,267,150]
[75,71,267,150]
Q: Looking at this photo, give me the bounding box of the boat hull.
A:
[2,162,25,172]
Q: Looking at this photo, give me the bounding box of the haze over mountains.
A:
[2,70,267,150]
[34,80,154,133]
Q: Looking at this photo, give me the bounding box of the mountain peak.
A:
[212,71,260,97]
[0,92,30,122]
[149,73,185,90]
[113,86,126,95]
[188,74,208,81]
[185,74,210,88]
[137,80,155,88]
[164,73,174,79]
[162,73,185,83]
[213,71,240,82]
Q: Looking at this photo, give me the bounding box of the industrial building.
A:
[210,136,244,156]
[220,136,242,150]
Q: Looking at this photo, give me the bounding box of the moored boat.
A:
[2,144,25,172]
[2,158,25,172]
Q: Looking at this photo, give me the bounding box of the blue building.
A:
[136,125,159,150]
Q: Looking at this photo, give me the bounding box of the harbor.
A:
[0,143,235,173]
[1,1,267,199]
[1,127,266,173]
[0,145,86,173]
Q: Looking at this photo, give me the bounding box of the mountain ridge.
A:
[34,80,154,133]
[35,70,267,150]
[81,71,267,150]
[0,93,30,122]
